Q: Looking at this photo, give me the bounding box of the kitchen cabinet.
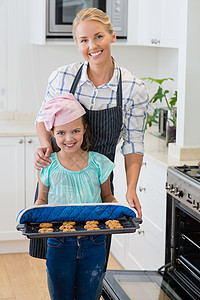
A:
[25,136,40,207]
[0,136,25,241]
[30,0,179,49]
[128,0,180,48]
[0,136,39,243]
[0,0,7,110]
[111,144,167,270]
[0,0,18,111]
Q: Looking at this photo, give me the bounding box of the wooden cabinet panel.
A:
[126,216,165,270]
[0,137,25,241]
[129,0,180,48]
[0,136,39,243]
[138,0,162,46]
[0,0,7,110]
[137,179,166,230]
[25,136,40,207]
[111,149,167,270]
[139,157,167,196]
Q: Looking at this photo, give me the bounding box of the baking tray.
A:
[16,216,142,239]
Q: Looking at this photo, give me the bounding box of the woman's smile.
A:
[89,50,103,58]
[75,20,116,67]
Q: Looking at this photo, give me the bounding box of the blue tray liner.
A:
[17,204,136,224]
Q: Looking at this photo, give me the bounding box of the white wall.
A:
[176,0,200,147]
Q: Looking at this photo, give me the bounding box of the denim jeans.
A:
[46,235,106,300]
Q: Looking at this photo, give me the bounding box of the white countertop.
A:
[0,120,36,136]
[0,120,198,167]
[144,126,198,167]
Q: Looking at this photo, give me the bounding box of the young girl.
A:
[35,94,117,300]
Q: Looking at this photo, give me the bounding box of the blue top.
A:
[40,152,115,205]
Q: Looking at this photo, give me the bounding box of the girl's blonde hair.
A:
[72,8,115,41]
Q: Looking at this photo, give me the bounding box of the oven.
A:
[46,0,128,39]
[102,165,200,299]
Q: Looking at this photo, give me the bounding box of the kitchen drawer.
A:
[137,179,166,230]
[139,156,167,195]
[125,216,165,270]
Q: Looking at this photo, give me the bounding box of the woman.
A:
[31,7,148,298]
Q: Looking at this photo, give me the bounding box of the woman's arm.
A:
[35,170,49,205]
[35,122,53,170]
[125,153,143,218]
[101,176,117,203]
[121,76,148,218]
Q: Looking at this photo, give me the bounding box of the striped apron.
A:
[29,65,123,271]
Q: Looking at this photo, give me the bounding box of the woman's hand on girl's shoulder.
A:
[34,147,53,170]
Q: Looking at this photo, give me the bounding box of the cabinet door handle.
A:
[138,230,145,235]
[154,39,160,44]
[151,39,160,45]
[27,139,32,144]
[142,162,147,166]
[19,139,23,144]
[139,186,146,192]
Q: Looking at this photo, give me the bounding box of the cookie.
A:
[86,227,100,231]
[105,219,123,229]
[39,223,53,228]
[63,228,76,232]
[84,224,98,229]
[109,225,123,229]
[63,221,76,226]
[86,220,99,225]
[105,220,120,225]
[59,224,74,231]
[38,227,54,233]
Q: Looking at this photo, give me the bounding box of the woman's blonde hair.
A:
[72,8,115,41]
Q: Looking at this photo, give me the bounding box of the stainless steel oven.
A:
[102,165,200,299]
[46,0,128,39]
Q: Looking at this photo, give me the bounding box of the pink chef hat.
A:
[42,94,86,131]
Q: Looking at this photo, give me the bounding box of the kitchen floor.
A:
[0,252,123,300]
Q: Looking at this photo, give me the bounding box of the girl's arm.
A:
[125,153,143,218]
[101,176,117,203]
[35,170,49,205]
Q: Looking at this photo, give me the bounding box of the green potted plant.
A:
[142,77,177,145]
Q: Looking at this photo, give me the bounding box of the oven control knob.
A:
[179,190,184,197]
[165,182,171,189]
[192,200,197,208]
[174,187,179,195]
[175,189,183,197]
[169,185,175,193]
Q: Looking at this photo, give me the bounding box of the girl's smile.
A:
[65,143,76,148]
[52,117,86,155]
